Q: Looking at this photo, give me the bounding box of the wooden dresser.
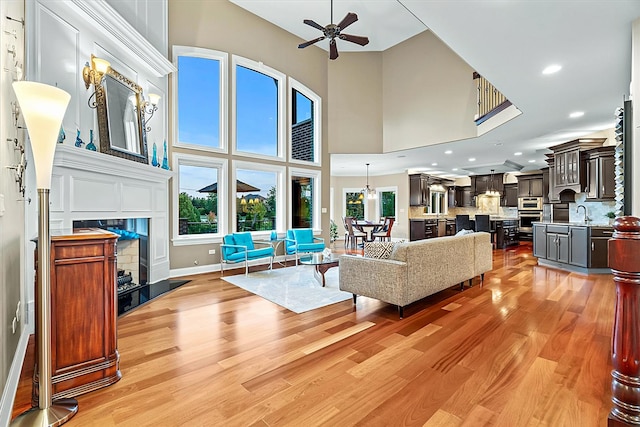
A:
[33,228,121,403]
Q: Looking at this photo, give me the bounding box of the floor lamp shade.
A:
[12,81,70,189]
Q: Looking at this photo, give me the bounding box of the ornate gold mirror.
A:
[95,67,149,164]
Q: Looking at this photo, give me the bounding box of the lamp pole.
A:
[11,82,77,427]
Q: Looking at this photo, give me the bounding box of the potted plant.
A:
[329,219,338,247]
[605,211,616,225]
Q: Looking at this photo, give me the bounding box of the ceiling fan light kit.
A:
[298,0,369,60]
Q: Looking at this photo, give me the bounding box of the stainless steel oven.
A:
[518,211,542,233]
[518,197,543,211]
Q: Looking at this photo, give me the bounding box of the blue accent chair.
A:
[285,229,325,265]
[220,232,274,276]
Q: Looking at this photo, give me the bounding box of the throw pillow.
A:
[455,229,474,236]
[364,241,397,259]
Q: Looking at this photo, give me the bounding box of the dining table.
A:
[354,221,384,242]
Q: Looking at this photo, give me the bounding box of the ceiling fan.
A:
[297,0,370,60]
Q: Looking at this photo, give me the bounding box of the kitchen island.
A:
[409,216,519,249]
[532,221,613,273]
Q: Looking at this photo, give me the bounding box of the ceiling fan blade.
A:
[340,34,369,46]
[337,12,358,30]
[329,39,339,60]
[303,19,325,31]
[298,36,325,49]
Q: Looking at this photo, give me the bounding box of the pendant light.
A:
[362,163,377,199]
[485,169,500,196]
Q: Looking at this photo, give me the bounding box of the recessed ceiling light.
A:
[468,158,476,162]
[431,162,438,166]
[452,168,458,171]
[542,64,562,75]
[514,152,522,156]
[397,155,406,158]
[569,111,584,118]
[494,142,503,146]
[528,159,536,163]
[445,150,452,154]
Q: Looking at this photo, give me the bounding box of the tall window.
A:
[376,187,398,219]
[290,168,321,230]
[173,154,227,244]
[289,77,321,165]
[345,191,365,220]
[173,46,227,151]
[233,56,285,159]
[233,161,285,233]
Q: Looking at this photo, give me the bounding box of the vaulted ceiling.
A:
[231,0,640,178]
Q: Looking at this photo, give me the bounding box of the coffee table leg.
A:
[314,265,326,287]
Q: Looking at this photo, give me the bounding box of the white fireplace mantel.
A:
[51,145,173,284]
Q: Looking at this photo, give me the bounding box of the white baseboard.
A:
[169,256,287,278]
[0,327,30,426]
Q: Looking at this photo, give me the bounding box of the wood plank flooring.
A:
[13,242,615,426]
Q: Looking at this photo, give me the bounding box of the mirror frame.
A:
[95,67,149,164]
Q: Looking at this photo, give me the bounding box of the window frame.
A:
[231,55,286,161]
[288,77,322,167]
[232,160,286,238]
[172,46,228,153]
[172,152,228,246]
[288,167,322,232]
[374,186,398,220]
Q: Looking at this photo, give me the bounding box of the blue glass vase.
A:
[74,129,84,148]
[57,126,65,144]
[161,140,169,170]
[86,129,97,151]
[151,142,159,167]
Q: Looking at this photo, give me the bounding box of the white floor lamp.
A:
[11,82,77,426]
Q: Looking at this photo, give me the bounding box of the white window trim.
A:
[172,46,228,154]
[231,55,286,162]
[232,160,286,238]
[172,153,228,246]
[374,186,398,220]
[288,77,322,167]
[343,187,369,220]
[288,167,322,232]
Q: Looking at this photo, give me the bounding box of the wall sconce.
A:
[142,93,160,132]
[82,54,110,108]
[11,81,77,425]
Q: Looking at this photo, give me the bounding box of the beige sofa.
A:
[339,232,493,318]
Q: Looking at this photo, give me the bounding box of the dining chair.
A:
[345,216,366,249]
[455,214,471,233]
[474,214,496,248]
[373,217,395,242]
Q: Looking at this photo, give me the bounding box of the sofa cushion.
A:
[296,242,324,253]
[223,234,238,258]
[364,241,398,259]
[292,228,314,244]
[233,232,254,250]
[225,246,273,262]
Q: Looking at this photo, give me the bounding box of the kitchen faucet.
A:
[576,204,588,223]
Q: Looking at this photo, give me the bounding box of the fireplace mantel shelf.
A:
[54,144,174,182]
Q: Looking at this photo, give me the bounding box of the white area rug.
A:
[221,265,351,313]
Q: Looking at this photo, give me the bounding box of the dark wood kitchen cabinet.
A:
[517,174,543,197]
[549,138,606,194]
[502,183,518,207]
[585,146,615,201]
[455,186,473,207]
[33,228,121,403]
[471,173,504,196]
[409,174,430,206]
[494,219,518,249]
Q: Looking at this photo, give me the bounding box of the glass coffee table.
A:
[298,253,340,287]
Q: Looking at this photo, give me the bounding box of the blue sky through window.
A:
[178,56,220,147]
[294,90,312,123]
[236,65,278,156]
[179,165,217,198]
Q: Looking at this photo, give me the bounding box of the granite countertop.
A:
[534,221,613,228]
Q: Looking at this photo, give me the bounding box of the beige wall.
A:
[168,0,329,270]
[328,52,383,154]
[382,31,477,152]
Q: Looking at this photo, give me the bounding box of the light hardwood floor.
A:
[15,242,614,426]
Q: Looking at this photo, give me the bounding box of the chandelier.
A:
[485,169,500,197]
[362,163,376,199]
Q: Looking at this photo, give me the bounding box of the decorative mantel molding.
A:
[51,145,173,284]
[67,0,176,77]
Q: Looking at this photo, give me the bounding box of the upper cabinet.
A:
[471,173,504,196]
[548,138,606,195]
[409,174,430,206]
[502,183,518,207]
[517,174,543,197]
[585,146,615,200]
